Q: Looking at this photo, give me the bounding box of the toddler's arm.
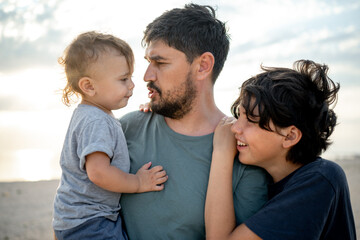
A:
[85,152,168,193]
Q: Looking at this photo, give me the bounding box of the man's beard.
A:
[148,72,197,119]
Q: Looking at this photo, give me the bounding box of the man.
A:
[119,4,269,239]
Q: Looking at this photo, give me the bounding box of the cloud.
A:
[1,0,359,81]
[226,1,360,86]
[0,0,178,73]
[0,95,27,111]
[0,0,65,73]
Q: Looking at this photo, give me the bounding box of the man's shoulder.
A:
[119,111,162,133]
[120,111,152,123]
[233,161,271,191]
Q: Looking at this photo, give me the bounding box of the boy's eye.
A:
[247,117,258,124]
[247,113,261,124]
[240,110,259,124]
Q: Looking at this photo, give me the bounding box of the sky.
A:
[0,0,359,182]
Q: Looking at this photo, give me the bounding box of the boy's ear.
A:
[283,126,302,149]
[195,52,214,81]
[78,77,95,97]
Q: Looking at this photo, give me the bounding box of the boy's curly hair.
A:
[231,60,340,164]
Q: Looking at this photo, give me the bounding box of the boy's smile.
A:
[231,105,286,169]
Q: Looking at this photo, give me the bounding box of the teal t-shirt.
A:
[120,111,269,240]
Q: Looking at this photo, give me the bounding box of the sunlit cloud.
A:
[0,68,64,111]
[0,0,64,72]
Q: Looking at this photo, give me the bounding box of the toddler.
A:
[53,31,168,240]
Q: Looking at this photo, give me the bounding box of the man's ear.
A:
[78,77,95,97]
[283,126,302,149]
[195,52,214,81]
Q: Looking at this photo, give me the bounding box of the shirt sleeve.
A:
[245,173,335,240]
[77,118,115,170]
[233,162,270,224]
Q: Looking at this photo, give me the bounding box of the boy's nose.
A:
[231,119,243,135]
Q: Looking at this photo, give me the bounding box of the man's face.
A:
[144,40,197,119]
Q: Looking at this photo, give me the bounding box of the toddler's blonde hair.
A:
[59,31,134,106]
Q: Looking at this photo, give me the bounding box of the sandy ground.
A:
[0,180,58,240]
[0,159,359,240]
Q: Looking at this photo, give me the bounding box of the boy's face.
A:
[231,104,288,169]
[90,51,134,111]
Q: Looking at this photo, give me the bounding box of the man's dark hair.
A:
[231,60,340,165]
[142,3,230,83]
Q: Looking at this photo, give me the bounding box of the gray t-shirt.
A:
[120,111,269,240]
[53,104,130,230]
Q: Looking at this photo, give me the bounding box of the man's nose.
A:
[144,64,156,82]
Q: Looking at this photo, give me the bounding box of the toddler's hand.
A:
[213,116,237,158]
[135,162,168,193]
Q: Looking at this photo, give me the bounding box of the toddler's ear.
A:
[283,126,302,149]
[78,77,95,97]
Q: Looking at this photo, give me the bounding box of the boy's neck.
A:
[81,99,114,117]
[268,161,303,183]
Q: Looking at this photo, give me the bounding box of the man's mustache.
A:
[147,82,162,95]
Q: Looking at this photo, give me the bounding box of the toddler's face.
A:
[90,51,134,111]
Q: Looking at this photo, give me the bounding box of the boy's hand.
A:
[139,102,151,112]
[213,116,237,159]
[135,162,168,193]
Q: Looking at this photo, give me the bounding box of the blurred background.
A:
[0,0,359,182]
